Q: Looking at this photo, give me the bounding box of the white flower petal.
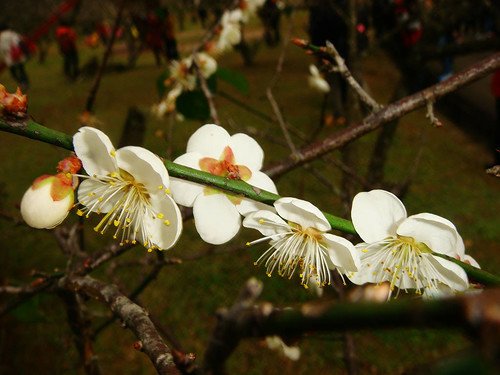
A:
[73,127,117,176]
[397,213,460,256]
[228,133,264,170]
[193,194,241,244]
[243,210,288,236]
[309,64,320,76]
[427,255,469,292]
[186,124,230,158]
[116,146,169,193]
[144,193,183,250]
[322,233,360,272]
[461,254,481,268]
[275,197,330,232]
[351,189,407,243]
[170,152,205,207]
[20,183,72,229]
[237,170,277,215]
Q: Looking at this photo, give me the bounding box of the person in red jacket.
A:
[55,20,79,80]
[491,69,500,165]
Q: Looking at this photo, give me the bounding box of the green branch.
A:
[1,117,499,287]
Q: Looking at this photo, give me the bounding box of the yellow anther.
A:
[258,219,265,224]
[110,149,116,157]
[132,240,137,244]
[110,172,118,178]
[98,197,104,202]
[147,248,153,253]
[157,213,164,219]
[76,209,84,216]
[164,188,170,194]
[126,218,132,223]
[113,220,120,227]
[158,185,163,190]
[245,242,250,246]
[113,235,117,239]
[163,220,170,226]
[362,248,369,253]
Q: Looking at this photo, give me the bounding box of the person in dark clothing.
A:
[55,21,79,80]
[0,24,30,90]
[258,0,282,47]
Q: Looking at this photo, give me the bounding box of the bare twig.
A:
[325,41,381,112]
[425,100,443,127]
[195,62,219,124]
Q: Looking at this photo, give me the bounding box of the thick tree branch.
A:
[60,275,180,375]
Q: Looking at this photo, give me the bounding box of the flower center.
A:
[76,168,170,251]
[252,220,332,287]
[199,146,252,204]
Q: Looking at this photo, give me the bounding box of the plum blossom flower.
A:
[308,65,330,94]
[153,52,217,117]
[73,127,182,251]
[348,189,471,298]
[243,197,360,287]
[170,124,277,245]
[240,0,266,22]
[215,9,243,53]
[20,156,81,229]
[265,336,300,361]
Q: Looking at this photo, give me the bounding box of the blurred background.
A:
[0,0,499,374]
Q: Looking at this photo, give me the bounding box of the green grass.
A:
[1,11,499,375]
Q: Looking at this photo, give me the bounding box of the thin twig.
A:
[325,41,381,112]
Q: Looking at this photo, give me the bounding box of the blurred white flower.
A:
[244,197,360,287]
[216,10,243,53]
[308,64,330,94]
[170,124,277,245]
[349,189,470,298]
[73,127,182,251]
[265,336,300,361]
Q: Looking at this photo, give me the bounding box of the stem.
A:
[1,119,500,286]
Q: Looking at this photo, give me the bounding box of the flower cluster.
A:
[152,52,217,117]
[213,0,265,54]
[21,122,480,298]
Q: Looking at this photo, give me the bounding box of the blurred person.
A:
[0,24,30,91]
[258,0,282,47]
[161,7,179,60]
[55,20,79,80]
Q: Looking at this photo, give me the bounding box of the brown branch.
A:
[60,275,180,375]
[325,41,381,112]
[265,52,500,178]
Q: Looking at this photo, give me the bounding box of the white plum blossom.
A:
[170,124,277,245]
[265,336,300,361]
[240,0,266,22]
[243,197,360,287]
[73,127,182,251]
[308,64,330,94]
[216,9,243,53]
[153,52,217,117]
[348,189,473,298]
